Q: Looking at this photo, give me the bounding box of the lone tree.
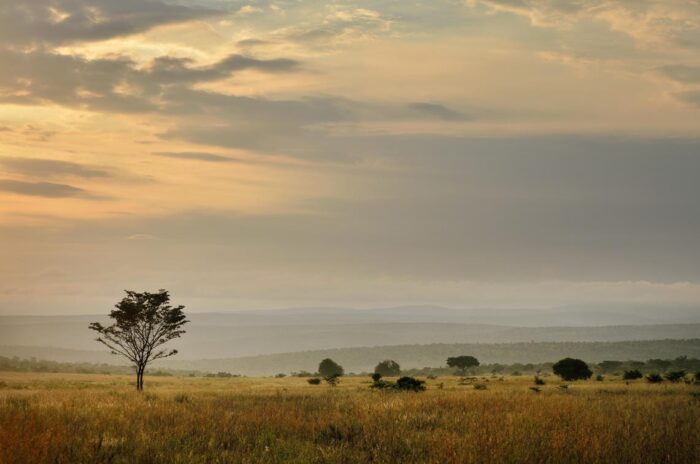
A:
[552,358,592,381]
[446,355,480,375]
[89,289,188,391]
[375,360,401,377]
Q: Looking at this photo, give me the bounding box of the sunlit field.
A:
[0,372,698,463]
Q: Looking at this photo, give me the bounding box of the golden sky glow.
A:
[1,0,700,314]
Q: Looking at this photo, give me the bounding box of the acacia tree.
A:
[446,355,480,375]
[89,290,188,391]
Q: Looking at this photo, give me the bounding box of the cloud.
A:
[409,102,467,121]
[0,49,300,113]
[469,0,700,48]
[0,179,87,198]
[152,152,241,163]
[0,0,218,47]
[656,65,700,84]
[277,7,393,47]
[0,157,110,178]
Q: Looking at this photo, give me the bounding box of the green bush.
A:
[646,373,664,383]
[623,370,643,380]
[307,378,321,385]
[664,371,686,383]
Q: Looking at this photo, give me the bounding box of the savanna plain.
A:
[0,372,698,464]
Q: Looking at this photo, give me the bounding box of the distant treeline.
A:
[164,338,700,375]
[1,354,699,378]
[400,355,700,377]
[0,356,192,376]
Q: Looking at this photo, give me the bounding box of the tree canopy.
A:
[446,355,480,373]
[318,358,344,378]
[552,358,592,381]
[374,360,401,377]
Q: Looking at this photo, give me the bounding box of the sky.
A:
[1,0,699,315]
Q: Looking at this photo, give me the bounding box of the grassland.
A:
[0,372,698,463]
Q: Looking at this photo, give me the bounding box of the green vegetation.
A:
[553,358,593,381]
[374,360,401,377]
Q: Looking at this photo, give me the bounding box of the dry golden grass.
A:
[0,372,698,463]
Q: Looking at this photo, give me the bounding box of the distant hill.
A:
[1,309,698,359]
[2,339,698,376]
[161,339,700,375]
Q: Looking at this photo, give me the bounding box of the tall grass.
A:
[0,373,698,463]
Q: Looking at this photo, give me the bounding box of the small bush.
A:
[596,375,604,382]
[646,373,664,383]
[473,384,487,390]
[694,372,700,383]
[664,371,686,383]
[534,376,545,385]
[395,376,426,392]
[307,378,321,385]
[623,370,643,380]
[371,373,382,382]
[275,373,286,378]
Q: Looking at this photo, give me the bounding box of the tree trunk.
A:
[136,366,144,391]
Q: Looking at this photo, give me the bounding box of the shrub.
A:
[473,384,487,390]
[275,373,286,378]
[324,374,341,387]
[374,360,401,377]
[534,376,545,385]
[623,369,643,380]
[646,373,664,383]
[307,378,321,385]
[371,376,426,392]
[553,358,593,381]
[596,375,604,382]
[371,372,382,382]
[664,371,686,383]
[395,376,426,392]
[695,372,700,383]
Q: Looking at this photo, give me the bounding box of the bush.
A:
[664,371,686,383]
[646,373,664,383]
[695,372,700,383]
[534,376,545,385]
[370,376,426,392]
[623,369,643,380]
[275,373,286,378]
[596,375,604,382]
[473,384,487,390]
[553,358,593,381]
[307,378,321,385]
[395,376,426,392]
[374,360,401,377]
[371,372,382,382]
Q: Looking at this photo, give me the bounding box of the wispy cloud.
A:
[152,152,241,163]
